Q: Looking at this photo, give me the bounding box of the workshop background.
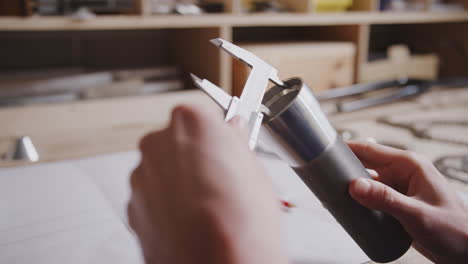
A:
[1,1,468,264]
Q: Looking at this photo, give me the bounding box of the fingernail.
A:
[354,178,371,197]
[229,116,246,127]
[229,116,240,125]
[172,107,189,132]
[173,107,183,121]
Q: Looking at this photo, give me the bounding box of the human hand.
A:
[128,105,287,264]
[348,141,468,263]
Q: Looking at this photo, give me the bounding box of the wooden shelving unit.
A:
[1,7,468,264]
[1,12,468,30]
[1,11,468,94]
[1,7,468,168]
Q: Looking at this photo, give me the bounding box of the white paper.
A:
[0,150,368,264]
[0,161,143,264]
[261,157,369,264]
[72,151,140,226]
[75,151,368,263]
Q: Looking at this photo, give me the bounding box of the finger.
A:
[127,199,137,230]
[347,141,429,191]
[170,105,198,140]
[129,165,143,192]
[169,104,225,142]
[349,178,421,220]
[171,104,225,129]
[139,131,160,154]
[347,140,410,169]
[366,169,379,180]
[366,166,400,192]
[227,116,249,140]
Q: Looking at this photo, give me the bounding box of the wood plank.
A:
[135,0,152,15]
[220,26,233,93]
[277,0,313,13]
[1,12,468,31]
[350,0,378,11]
[173,27,223,90]
[0,90,220,167]
[356,24,370,81]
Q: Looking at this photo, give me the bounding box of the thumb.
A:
[227,116,249,140]
[349,178,419,220]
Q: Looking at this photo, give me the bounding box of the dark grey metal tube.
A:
[262,78,412,263]
[293,138,412,262]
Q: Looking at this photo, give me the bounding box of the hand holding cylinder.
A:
[262,78,412,262]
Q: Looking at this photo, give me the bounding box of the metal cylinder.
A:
[261,78,336,166]
[262,78,412,263]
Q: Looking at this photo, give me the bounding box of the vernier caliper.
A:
[191,39,412,263]
[191,38,283,150]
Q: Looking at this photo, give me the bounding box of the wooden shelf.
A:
[0,90,219,166]
[1,6,468,167]
[1,11,468,31]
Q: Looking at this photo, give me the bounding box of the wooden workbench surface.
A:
[2,87,468,264]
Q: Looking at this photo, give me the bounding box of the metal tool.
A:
[191,38,284,149]
[317,77,468,113]
[317,78,430,113]
[192,39,411,262]
[3,136,39,162]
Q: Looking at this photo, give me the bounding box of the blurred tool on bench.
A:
[317,77,468,113]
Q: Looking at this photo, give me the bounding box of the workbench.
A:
[2,86,468,263]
